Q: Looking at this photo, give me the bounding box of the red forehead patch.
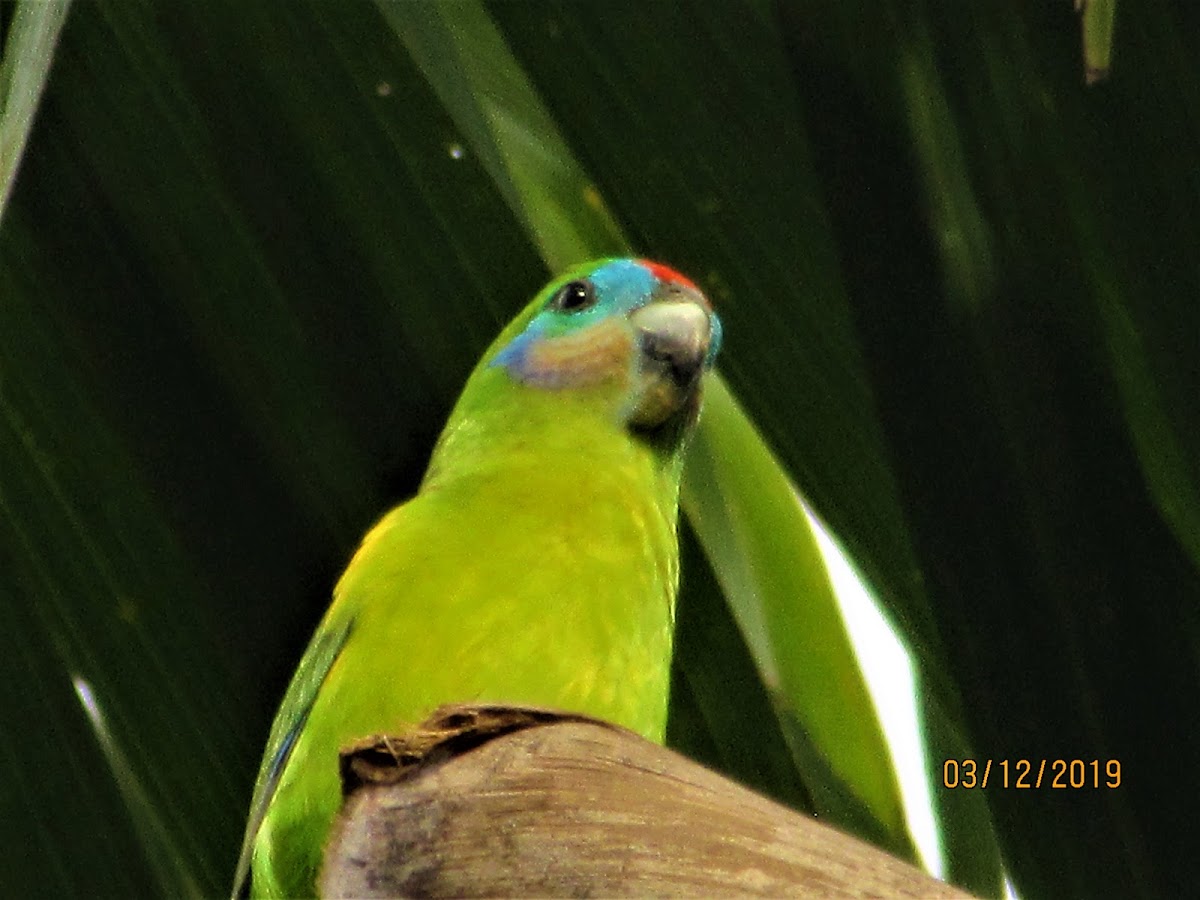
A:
[641,260,699,292]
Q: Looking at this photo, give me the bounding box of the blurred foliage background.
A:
[1,2,1197,898]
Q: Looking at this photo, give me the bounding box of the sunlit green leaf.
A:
[0,0,71,220]
[684,378,912,857]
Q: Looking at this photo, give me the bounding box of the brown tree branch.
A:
[321,704,972,898]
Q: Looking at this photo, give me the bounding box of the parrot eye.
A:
[550,280,597,313]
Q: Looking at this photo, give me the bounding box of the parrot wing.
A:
[230,613,354,898]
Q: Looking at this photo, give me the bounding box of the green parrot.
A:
[231,258,722,898]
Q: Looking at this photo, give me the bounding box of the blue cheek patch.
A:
[491,259,657,385]
[491,316,546,375]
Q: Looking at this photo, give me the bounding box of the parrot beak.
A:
[627,285,720,432]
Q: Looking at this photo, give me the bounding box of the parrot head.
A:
[423,259,720,490]
[489,258,721,441]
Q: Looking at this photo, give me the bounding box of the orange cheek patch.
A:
[518,319,634,389]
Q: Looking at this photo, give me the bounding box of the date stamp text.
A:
[942,758,1121,789]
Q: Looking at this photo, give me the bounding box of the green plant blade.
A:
[684,377,913,858]
[1081,0,1117,84]
[375,0,626,270]
[0,0,71,221]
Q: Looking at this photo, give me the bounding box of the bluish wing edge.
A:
[229,615,354,899]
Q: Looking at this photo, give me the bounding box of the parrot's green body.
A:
[232,259,721,898]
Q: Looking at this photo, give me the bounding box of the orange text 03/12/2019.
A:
[941,758,1121,789]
